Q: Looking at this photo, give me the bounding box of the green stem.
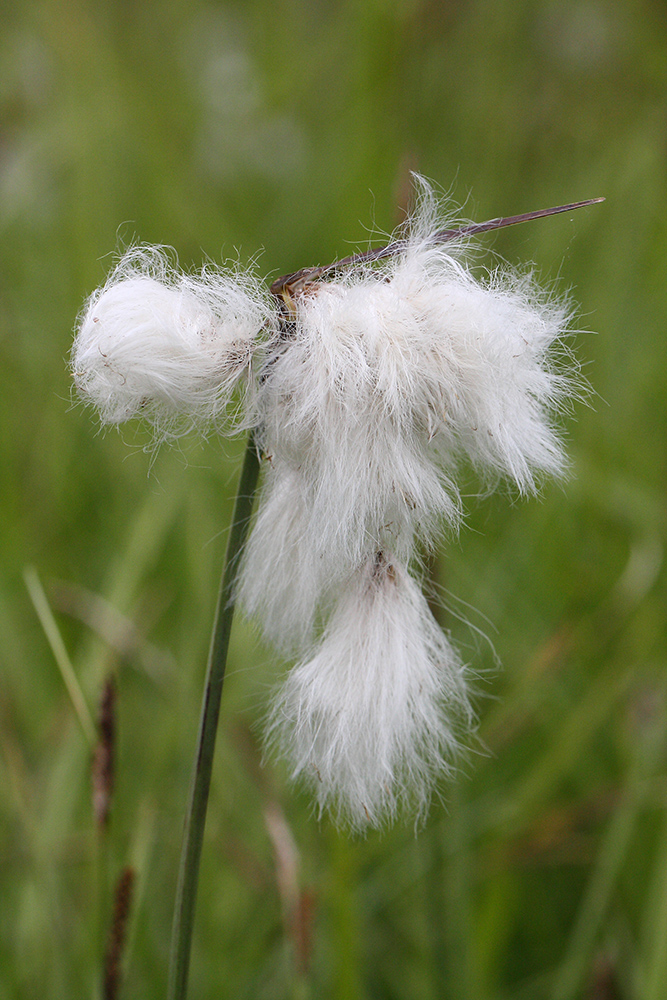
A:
[167,432,261,1000]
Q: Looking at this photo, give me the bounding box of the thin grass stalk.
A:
[23,566,96,746]
[167,431,261,1000]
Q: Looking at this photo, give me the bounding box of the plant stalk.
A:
[167,432,261,1000]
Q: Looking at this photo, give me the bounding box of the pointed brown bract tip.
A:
[103,867,135,1000]
[92,674,116,829]
[270,195,605,300]
[435,196,606,241]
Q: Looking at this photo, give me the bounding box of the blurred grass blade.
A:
[551,787,637,1000]
[23,565,96,746]
[495,665,634,837]
[78,477,184,689]
[551,704,666,1000]
[640,812,667,999]
[123,803,157,979]
[326,827,363,1000]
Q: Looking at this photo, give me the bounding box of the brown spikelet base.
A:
[103,866,135,1000]
[92,674,116,828]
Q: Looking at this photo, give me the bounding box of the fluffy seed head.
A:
[72,246,276,434]
[277,183,578,494]
[265,554,472,831]
[241,181,578,649]
[72,178,589,831]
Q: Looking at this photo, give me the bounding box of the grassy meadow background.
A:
[2,0,667,997]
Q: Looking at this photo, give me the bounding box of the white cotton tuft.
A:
[241,184,577,647]
[384,248,577,491]
[239,408,460,651]
[280,183,578,495]
[266,554,472,830]
[238,464,328,653]
[72,247,276,433]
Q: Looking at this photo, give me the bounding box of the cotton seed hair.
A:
[72,246,277,434]
[72,178,591,830]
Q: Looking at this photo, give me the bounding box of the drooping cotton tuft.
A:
[265,554,472,830]
[72,246,276,433]
[240,305,462,650]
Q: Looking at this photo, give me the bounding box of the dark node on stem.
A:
[93,673,116,829]
[103,866,135,1000]
[371,550,397,586]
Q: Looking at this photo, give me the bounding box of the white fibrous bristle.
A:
[265,554,472,831]
[72,247,275,432]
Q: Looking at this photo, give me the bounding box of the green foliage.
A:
[1,0,666,996]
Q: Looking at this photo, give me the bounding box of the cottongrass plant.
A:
[71,178,600,996]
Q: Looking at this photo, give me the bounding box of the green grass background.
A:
[1,0,666,997]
